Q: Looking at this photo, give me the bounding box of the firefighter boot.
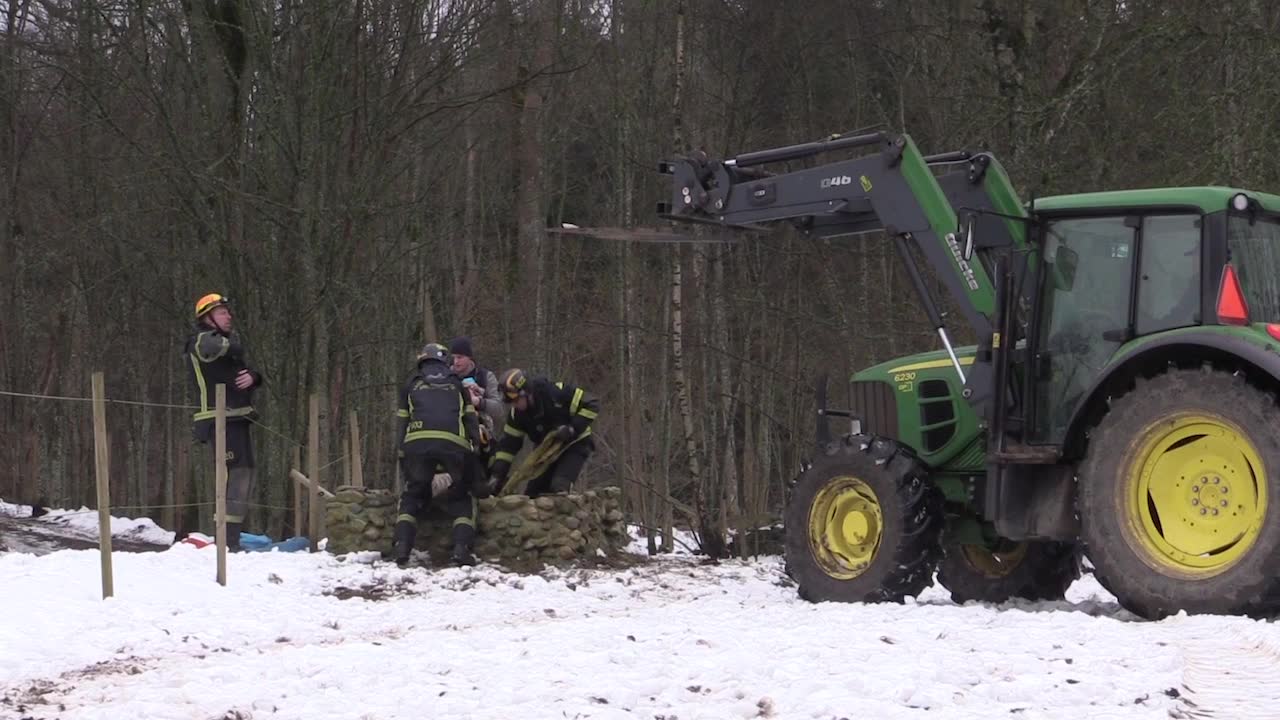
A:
[450,522,477,567]
[225,522,243,552]
[393,519,417,567]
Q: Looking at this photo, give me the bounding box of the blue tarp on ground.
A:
[239,533,310,553]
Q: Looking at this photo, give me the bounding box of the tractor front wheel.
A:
[1077,368,1280,619]
[936,539,1080,605]
[784,434,944,603]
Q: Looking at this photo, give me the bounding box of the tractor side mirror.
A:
[961,214,976,262]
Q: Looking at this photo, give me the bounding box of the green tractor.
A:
[658,131,1280,619]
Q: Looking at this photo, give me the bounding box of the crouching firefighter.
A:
[184,293,264,551]
[392,343,483,567]
[487,369,599,497]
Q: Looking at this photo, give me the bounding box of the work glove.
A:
[431,473,453,496]
[554,425,576,443]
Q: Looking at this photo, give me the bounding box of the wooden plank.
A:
[215,383,227,586]
[292,445,303,536]
[350,410,363,488]
[91,371,114,600]
[308,394,321,552]
[290,468,335,498]
[342,436,350,486]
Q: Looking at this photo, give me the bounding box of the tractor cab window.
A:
[1136,214,1201,335]
[1228,214,1280,322]
[1032,216,1135,443]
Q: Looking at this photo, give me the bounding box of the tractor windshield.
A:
[1227,214,1280,322]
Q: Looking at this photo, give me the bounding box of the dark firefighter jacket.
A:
[489,377,599,478]
[184,324,263,438]
[396,359,482,454]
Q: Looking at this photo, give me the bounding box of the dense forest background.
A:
[4,0,1279,554]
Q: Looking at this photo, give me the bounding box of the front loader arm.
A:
[660,131,1013,340]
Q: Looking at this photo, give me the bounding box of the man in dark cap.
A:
[449,336,504,433]
[448,336,503,499]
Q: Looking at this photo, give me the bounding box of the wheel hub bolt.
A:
[1200,508,1208,516]
[1212,509,1219,516]
[1193,485,1201,493]
[1221,500,1229,508]
[1214,477,1221,485]
[1192,498,1200,506]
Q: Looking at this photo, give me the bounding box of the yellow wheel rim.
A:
[808,476,884,580]
[960,542,1029,579]
[1126,412,1267,577]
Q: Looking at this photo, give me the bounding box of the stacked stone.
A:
[323,486,397,555]
[473,486,630,563]
[321,485,631,565]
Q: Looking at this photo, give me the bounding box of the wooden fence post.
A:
[350,410,363,488]
[91,371,114,600]
[215,384,227,586]
[308,393,321,552]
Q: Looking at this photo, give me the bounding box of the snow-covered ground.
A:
[5,531,1280,720]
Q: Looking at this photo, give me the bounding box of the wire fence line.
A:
[2,386,328,461]
[2,383,368,526]
[15,500,300,520]
[0,388,198,411]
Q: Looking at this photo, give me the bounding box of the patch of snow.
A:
[623,523,702,556]
[40,507,176,547]
[0,498,33,518]
[3,545,1279,719]
[0,496,175,547]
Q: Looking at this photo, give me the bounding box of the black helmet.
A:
[417,342,449,364]
[499,368,528,401]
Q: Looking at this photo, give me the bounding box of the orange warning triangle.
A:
[1217,263,1250,325]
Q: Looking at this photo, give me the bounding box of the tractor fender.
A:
[1063,329,1280,456]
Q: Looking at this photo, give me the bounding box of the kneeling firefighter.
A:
[392,343,483,566]
[487,369,599,497]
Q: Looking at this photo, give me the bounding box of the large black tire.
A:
[936,539,1080,604]
[1078,367,1280,619]
[784,434,944,603]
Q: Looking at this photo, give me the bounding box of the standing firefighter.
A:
[184,293,264,550]
[488,369,599,497]
[393,343,483,567]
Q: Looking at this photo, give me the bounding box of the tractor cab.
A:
[1018,187,1280,446]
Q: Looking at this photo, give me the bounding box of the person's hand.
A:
[555,425,576,443]
[465,383,483,407]
[431,473,453,496]
[235,369,254,390]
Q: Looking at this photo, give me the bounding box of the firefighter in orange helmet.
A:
[184,293,264,550]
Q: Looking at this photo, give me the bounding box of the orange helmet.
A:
[194,293,230,319]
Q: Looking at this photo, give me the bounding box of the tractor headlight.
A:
[1232,193,1251,212]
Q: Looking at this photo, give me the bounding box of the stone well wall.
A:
[324,485,631,566]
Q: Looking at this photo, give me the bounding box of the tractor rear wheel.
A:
[784,434,944,603]
[936,539,1080,604]
[1077,368,1280,619]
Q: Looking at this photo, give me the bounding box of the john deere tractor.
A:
[658,130,1280,619]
